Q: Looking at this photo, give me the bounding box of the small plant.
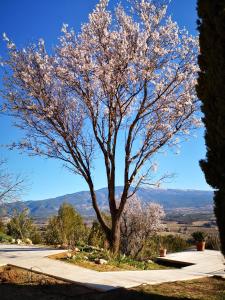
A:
[192,231,207,251]
[191,231,207,242]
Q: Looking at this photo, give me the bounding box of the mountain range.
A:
[0,187,214,219]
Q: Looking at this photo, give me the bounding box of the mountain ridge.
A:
[0,186,214,218]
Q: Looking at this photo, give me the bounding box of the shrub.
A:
[45,203,87,248]
[30,228,42,244]
[7,208,38,241]
[45,216,59,245]
[88,214,111,249]
[88,220,106,248]
[140,234,190,259]
[0,232,13,243]
[160,235,190,252]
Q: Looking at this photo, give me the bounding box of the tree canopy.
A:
[197,0,225,255]
[1,0,199,253]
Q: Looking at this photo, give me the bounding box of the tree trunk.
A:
[88,178,122,254]
[214,189,225,255]
[109,217,121,254]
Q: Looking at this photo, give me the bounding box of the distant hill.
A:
[0,187,214,219]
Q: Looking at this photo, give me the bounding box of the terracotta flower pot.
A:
[159,248,167,257]
[196,241,205,251]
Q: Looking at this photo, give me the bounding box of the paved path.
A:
[0,244,224,291]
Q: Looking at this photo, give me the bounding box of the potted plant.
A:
[191,231,207,251]
[159,243,167,257]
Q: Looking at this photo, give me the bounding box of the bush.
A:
[88,214,111,249]
[88,220,106,248]
[45,216,59,245]
[160,235,190,252]
[0,232,13,243]
[140,234,190,259]
[30,228,42,244]
[45,203,87,248]
[7,209,38,242]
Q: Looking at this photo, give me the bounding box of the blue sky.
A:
[0,0,211,201]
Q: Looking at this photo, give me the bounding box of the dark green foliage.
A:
[197,0,225,255]
[88,220,106,248]
[45,203,87,247]
[45,216,59,245]
[88,214,111,249]
[191,231,207,242]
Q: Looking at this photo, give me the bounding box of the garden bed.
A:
[49,246,171,272]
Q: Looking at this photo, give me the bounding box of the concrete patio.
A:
[0,244,224,291]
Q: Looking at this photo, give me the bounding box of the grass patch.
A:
[50,247,170,272]
[133,277,225,300]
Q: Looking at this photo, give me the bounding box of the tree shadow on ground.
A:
[0,283,191,300]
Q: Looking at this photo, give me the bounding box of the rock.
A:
[72,255,76,259]
[25,238,32,245]
[83,256,88,260]
[16,239,22,245]
[95,258,108,265]
[67,252,72,258]
[147,259,154,264]
[11,238,15,244]
[74,247,80,252]
[99,259,108,265]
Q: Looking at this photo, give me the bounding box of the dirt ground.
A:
[0,265,96,300]
[0,265,224,300]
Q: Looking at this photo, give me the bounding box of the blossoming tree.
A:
[121,195,165,257]
[1,0,199,253]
